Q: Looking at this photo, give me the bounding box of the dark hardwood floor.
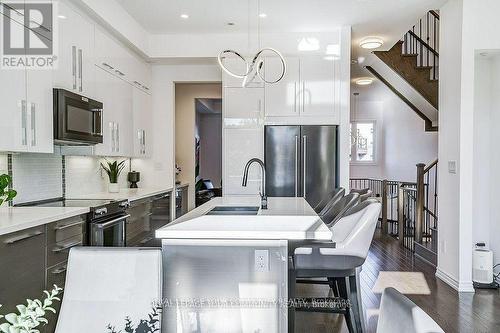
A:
[295,230,500,333]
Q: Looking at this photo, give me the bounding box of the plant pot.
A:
[108,183,120,193]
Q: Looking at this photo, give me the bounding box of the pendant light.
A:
[217,0,286,87]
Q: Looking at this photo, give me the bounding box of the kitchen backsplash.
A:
[8,153,131,204]
[0,154,7,175]
[12,154,63,204]
[65,156,130,198]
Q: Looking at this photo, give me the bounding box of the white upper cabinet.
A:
[132,88,152,158]
[93,68,133,157]
[0,33,28,153]
[53,1,95,97]
[264,56,338,122]
[0,18,53,153]
[26,58,54,153]
[223,87,264,128]
[300,57,336,117]
[94,27,151,94]
[264,57,300,117]
[222,57,264,88]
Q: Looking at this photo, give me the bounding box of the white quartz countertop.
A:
[156,196,332,241]
[0,206,90,236]
[67,187,173,202]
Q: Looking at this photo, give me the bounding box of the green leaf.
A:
[15,305,26,315]
[0,174,10,190]
[0,323,11,333]
[4,313,17,325]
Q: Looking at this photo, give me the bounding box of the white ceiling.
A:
[116,0,446,101]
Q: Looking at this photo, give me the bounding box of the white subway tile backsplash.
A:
[0,154,7,175]
[12,154,63,204]
[65,156,130,197]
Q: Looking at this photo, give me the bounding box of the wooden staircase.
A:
[374,41,438,109]
[368,10,440,132]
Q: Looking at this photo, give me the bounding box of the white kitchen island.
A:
[156,196,331,333]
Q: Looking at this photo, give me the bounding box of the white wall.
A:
[350,97,438,183]
[434,0,500,292]
[436,0,465,291]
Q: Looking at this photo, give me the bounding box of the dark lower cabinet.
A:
[127,192,172,248]
[0,214,87,333]
[0,225,46,315]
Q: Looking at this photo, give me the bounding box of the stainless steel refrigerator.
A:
[264,125,338,208]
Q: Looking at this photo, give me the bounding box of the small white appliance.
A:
[473,245,493,284]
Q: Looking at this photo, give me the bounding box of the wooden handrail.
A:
[423,159,438,173]
[407,30,439,57]
[429,10,440,20]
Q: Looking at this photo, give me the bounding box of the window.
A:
[350,121,376,163]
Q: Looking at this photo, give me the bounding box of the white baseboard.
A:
[435,268,475,293]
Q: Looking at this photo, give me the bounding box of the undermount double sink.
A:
[206,206,260,216]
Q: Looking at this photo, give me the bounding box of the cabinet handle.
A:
[102,62,114,70]
[302,81,306,113]
[30,103,36,146]
[110,122,115,152]
[303,135,307,198]
[116,123,120,152]
[4,230,43,244]
[115,69,125,76]
[294,82,298,113]
[72,46,76,89]
[142,130,146,155]
[78,49,83,92]
[52,240,82,253]
[55,220,85,230]
[133,81,141,86]
[295,135,299,197]
[51,266,67,275]
[139,236,154,244]
[21,100,27,146]
[143,86,150,91]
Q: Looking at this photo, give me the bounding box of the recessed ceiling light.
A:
[180,14,189,19]
[259,13,267,18]
[359,37,383,49]
[355,78,374,86]
[57,15,66,19]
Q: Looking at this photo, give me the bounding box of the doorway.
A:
[174,83,222,210]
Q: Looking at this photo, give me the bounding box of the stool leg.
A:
[348,273,365,333]
[288,257,295,333]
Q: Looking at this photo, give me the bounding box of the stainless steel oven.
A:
[53,88,103,145]
[88,200,130,247]
[90,213,129,247]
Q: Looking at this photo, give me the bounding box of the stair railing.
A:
[350,159,438,252]
[402,10,440,80]
[416,159,438,244]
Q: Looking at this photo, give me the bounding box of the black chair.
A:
[321,192,360,227]
[292,201,382,333]
[314,187,345,214]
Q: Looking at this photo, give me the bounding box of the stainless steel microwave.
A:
[53,88,103,145]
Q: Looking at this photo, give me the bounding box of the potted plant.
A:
[101,159,126,193]
[0,285,62,333]
[0,174,17,207]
